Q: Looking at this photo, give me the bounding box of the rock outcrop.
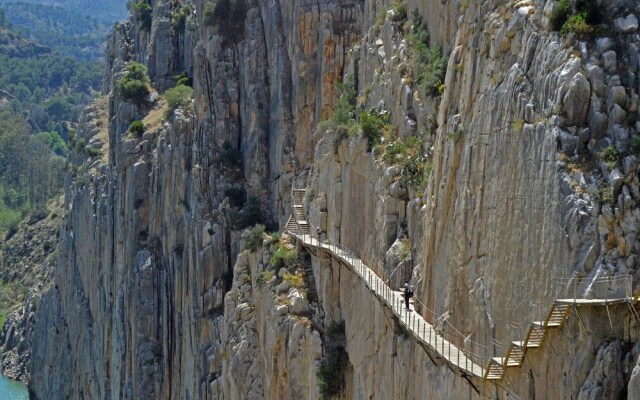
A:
[29,0,640,399]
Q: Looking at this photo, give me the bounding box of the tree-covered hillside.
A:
[0,0,127,24]
[0,10,103,232]
[1,3,114,60]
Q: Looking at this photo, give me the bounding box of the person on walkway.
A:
[404,283,413,310]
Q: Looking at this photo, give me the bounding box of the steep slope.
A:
[30,0,640,399]
[0,196,62,383]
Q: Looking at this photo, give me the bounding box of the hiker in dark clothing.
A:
[404,283,413,310]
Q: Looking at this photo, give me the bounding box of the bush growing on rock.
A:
[283,272,304,288]
[270,246,298,269]
[405,14,446,97]
[174,72,192,87]
[360,110,390,150]
[254,270,274,288]
[128,120,145,137]
[383,136,429,192]
[116,62,150,103]
[165,84,193,110]
[127,1,153,32]
[242,224,265,251]
[172,5,191,32]
[550,0,571,30]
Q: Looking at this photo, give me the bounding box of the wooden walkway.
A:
[285,178,640,381]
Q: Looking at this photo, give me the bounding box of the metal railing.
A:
[556,275,632,303]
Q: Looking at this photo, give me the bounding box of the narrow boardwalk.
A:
[290,232,487,378]
[286,176,639,381]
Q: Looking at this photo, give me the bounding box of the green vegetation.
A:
[128,1,153,32]
[0,0,128,24]
[242,224,265,251]
[117,62,151,103]
[598,145,621,166]
[598,182,614,205]
[254,270,274,288]
[164,84,193,114]
[0,28,101,137]
[203,0,247,42]
[383,136,429,192]
[283,272,304,288]
[1,3,115,60]
[552,0,603,35]
[128,120,145,138]
[550,0,571,30]
[562,12,592,34]
[360,110,391,149]
[389,2,407,23]
[0,110,65,231]
[318,76,358,141]
[318,321,349,399]
[270,244,298,268]
[448,130,463,142]
[404,12,446,96]
[174,72,192,87]
[172,5,192,32]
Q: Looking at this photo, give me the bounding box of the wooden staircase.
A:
[482,302,571,379]
[292,189,310,235]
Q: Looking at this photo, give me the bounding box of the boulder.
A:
[615,14,638,34]
[562,72,590,126]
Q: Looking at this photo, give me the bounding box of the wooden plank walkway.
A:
[286,177,640,382]
[290,233,487,379]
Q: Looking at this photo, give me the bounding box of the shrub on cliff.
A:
[128,120,145,138]
[116,62,150,103]
[127,1,152,32]
[270,246,298,268]
[405,13,446,97]
[243,224,265,251]
[172,5,191,32]
[550,0,570,31]
[165,84,193,110]
[360,110,390,150]
[317,77,358,153]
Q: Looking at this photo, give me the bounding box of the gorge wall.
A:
[29,0,640,399]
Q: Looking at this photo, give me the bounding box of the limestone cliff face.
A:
[30,0,361,399]
[29,0,640,399]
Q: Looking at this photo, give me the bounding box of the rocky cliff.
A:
[29,0,640,399]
